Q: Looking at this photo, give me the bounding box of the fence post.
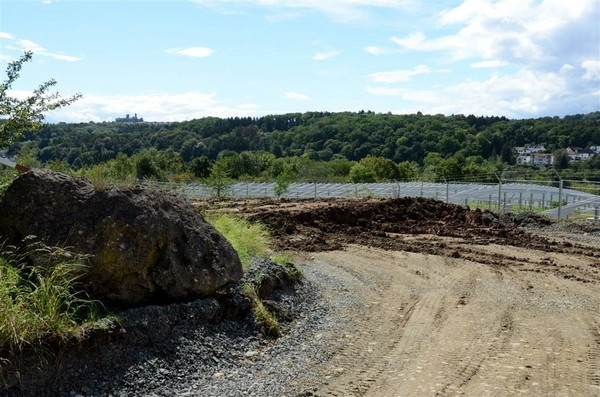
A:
[542,193,546,209]
[529,192,533,211]
[519,191,522,210]
[443,177,449,204]
[494,172,502,213]
[558,179,563,219]
[314,182,317,199]
[551,168,562,220]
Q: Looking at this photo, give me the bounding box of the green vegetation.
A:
[0,240,105,357]
[205,213,303,337]
[272,253,304,279]
[0,169,18,195]
[4,111,600,186]
[243,284,280,338]
[1,51,81,148]
[205,213,271,267]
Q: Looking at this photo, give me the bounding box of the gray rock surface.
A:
[0,170,242,304]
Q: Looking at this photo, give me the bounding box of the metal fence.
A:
[144,180,600,220]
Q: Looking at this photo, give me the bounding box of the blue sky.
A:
[1,0,599,123]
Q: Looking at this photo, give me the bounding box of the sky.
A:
[0,0,599,123]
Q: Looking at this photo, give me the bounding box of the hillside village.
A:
[514,144,600,166]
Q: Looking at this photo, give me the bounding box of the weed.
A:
[206,213,303,338]
[0,239,105,358]
[206,213,271,267]
[242,284,280,338]
[271,254,304,280]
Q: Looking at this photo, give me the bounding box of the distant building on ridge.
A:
[115,113,143,123]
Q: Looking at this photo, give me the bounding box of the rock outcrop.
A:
[0,170,243,305]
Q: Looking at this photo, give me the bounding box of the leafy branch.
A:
[0,51,82,147]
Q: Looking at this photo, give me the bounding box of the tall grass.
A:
[0,240,103,357]
[243,284,280,338]
[206,213,271,267]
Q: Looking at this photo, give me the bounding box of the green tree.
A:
[273,170,292,198]
[397,161,419,181]
[110,152,136,182]
[189,156,212,179]
[553,149,570,170]
[349,163,377,183]
[204,160,234,198]
[349,156,399,183]
[135,153,161,179]
[0,51,81,147]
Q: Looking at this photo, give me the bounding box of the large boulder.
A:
[0,170,243,305]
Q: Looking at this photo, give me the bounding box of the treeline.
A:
[6,111,600,184]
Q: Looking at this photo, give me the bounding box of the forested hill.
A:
[7,111,600,170]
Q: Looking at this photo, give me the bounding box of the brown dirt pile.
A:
[243,197,537,252]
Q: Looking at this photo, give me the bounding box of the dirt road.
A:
[296,240,599,396]
[204,197,600,396]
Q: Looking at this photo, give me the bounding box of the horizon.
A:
[1,0,599,123]
[42,109,599,125]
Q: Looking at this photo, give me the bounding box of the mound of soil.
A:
[244,197,543,252]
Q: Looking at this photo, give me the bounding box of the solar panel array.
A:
[149,181,600,219]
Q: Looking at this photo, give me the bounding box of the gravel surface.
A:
[3,259,355,397]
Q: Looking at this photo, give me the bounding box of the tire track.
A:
[319,257,476,397]
[298,238,599,397]
[588,320,600,394]
[434,311,514,397]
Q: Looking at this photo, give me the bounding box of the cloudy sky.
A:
[1,0,599,122]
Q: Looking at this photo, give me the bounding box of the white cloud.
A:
[283,91,310,100]
[471,60,507,68]
[313,50,340,61]
[391,32,435,50]
[391,0,598,69]
[378,0,599,117]
[368,65,430,83]
[559,64,575,74]
[364,46,387,55]
[582,59,600,81]
[0,32,15,40]
[45,91,260,123]
[5,38,83,62]
[18,39,45,54]
[165,47,215,58]
[367,69,579,118]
